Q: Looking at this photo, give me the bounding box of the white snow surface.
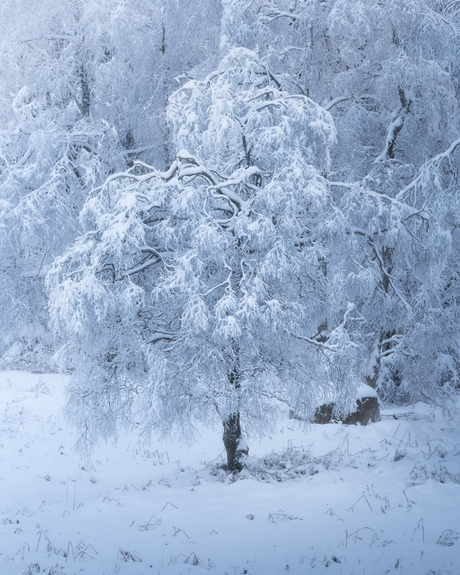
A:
[0,371,459,575]
[356,385,378,400]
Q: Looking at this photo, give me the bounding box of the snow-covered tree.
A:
[330,153,460,406]
[233,0,460,404]
[0,0,126,367]
[325,0,460,402]
[48,48,360,470]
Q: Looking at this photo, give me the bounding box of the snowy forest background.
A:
[0,0,460,471]
[1,2,460,574]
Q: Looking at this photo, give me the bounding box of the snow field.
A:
[0,371,459,575]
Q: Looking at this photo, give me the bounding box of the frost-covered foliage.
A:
[48,49,361,468]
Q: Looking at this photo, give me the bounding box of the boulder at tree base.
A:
[314,395,380,425]
[291,385,381,426]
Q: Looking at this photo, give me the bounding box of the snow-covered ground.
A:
[0,371,459,575]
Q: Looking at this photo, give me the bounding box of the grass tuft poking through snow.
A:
[0,371,459,574]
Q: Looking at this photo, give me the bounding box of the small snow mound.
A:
[356,384,378,400]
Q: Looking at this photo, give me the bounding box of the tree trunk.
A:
[366,330,398,390]
[160,12,173,169]
[80,65,90,118]
[386,88,411,160]
[222,348,248,472]
[223,412,247,472]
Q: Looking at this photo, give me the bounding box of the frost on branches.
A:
[48,49,361,471]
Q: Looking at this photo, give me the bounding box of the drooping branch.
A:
[177,151,260,214]
[323,96,351,112]
[329,181,412,211]
[147,332,178,344]
[124,255,164,277]
[396,136,460,201]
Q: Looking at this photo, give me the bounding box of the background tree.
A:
[0,0,221,368]
[226,0,460,402]
[325,0,460,403]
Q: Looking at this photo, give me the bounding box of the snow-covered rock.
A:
[292,384,380,425]
[314,384,380,425]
